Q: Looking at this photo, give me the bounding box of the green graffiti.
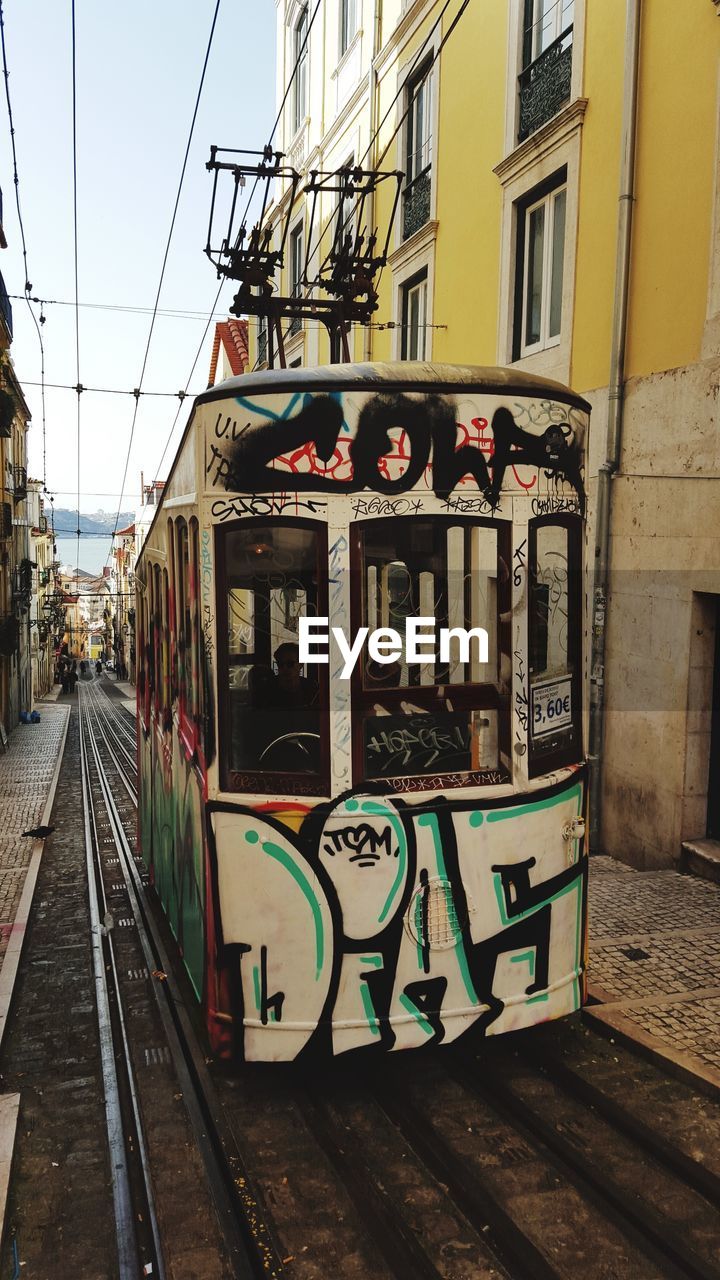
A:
[262,840,325,979]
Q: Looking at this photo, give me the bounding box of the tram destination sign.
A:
[531,676,573,738]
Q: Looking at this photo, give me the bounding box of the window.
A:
[400,269,428,361]
[257,315,268,366]
[292,5,308,134]
[289,222,303,336]
[218,520,329,793]
[339,0,357,57]
[334,159,355,260]
[528,516,581,775]
[514,174,566,358]
[351,517,511,787]
[403,62,432,240]
[519,0,574,142]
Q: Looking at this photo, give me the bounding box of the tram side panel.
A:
[195,378,589,1061]
[137,506,218,1035]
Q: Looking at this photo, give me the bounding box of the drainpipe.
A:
[363,0,383,363]
[589,0,642,848]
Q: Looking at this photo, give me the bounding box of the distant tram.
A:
[136,363,590,1062]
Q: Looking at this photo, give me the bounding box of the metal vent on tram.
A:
[405,877,469,951]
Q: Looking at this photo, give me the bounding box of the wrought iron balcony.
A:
[0,269,12,342]
[402,167,431,241]
[518,26,573,143]
[13,465,27,500]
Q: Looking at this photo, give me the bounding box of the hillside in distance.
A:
[51,509,135,537]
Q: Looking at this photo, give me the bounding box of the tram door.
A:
[708,599,720,839]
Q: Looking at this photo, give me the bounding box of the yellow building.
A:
[245,0,720,869]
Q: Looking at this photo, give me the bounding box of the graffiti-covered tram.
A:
[136,363,590,1062]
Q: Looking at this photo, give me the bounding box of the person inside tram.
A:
[272,642,317,708]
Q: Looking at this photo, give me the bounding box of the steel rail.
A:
[84,690,138,807]
[78,689,165,1279]
[83,681,283,1278]
[86,678,138,766]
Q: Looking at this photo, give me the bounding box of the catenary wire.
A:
[138,0,323,527]
[107,0,222,571]
[71,0,81,570]
[257,0,471,374]
[0,0,49,486]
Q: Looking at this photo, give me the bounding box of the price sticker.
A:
[531,676,573,738]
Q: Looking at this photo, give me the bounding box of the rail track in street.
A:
[76,677,720,1280]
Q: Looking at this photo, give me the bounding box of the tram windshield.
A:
[353,517,511,783]
[220,521,327,787]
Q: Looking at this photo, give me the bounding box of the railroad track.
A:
[81,678,720,1280]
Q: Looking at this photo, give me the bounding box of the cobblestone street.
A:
[0,702,69,972]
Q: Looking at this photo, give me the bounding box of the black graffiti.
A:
[216,393,585,510]
[322,823,396,864]
[214,411,250,441]
[513,539,527,588]
[212,494,327,521]
[259,944,285,1025]
[441,495,495,515]
[491,856,581,918]
[531,494,581,517]
[403,977,448,1041]
[351,496,424,517]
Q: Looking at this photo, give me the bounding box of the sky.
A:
[0,0,276,517]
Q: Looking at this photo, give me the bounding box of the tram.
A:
[136,363,590,1062]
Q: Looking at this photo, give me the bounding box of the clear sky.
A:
[0,0,276,515]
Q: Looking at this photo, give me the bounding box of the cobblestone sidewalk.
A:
[588,855,720,1079]
[0,704,70,970]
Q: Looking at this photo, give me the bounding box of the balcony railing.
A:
[518,26,573,143]
[13,465,27,500]
[402,166,431,241]
[0,269,12,342]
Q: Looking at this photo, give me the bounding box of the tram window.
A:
[218,521,328,792]
[354,518,510,783]
[528,517,581,774]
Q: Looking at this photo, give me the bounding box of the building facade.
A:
[247,0,720,867]
[27,479,54,700]
[112,523,136,681]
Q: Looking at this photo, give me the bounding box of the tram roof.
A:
[194,361,591,414]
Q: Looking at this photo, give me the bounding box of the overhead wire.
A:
[140,0,324,523]
[71,0,81,571]
[0,0,48,485]
[256,0,471,371]
[19,379,198,398]
[107,0,222,571]
[11,294,245,322]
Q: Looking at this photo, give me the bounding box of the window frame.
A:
[339,0,357,59]
[349,515,512,791]
[523,0,574,68]
[292,4,308,135]
[289,220,304,337]
[400,267,428,361]
[215,516,331,796]
[401,57,433,241]
[513,167,568,361]
[527,513,582,778]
